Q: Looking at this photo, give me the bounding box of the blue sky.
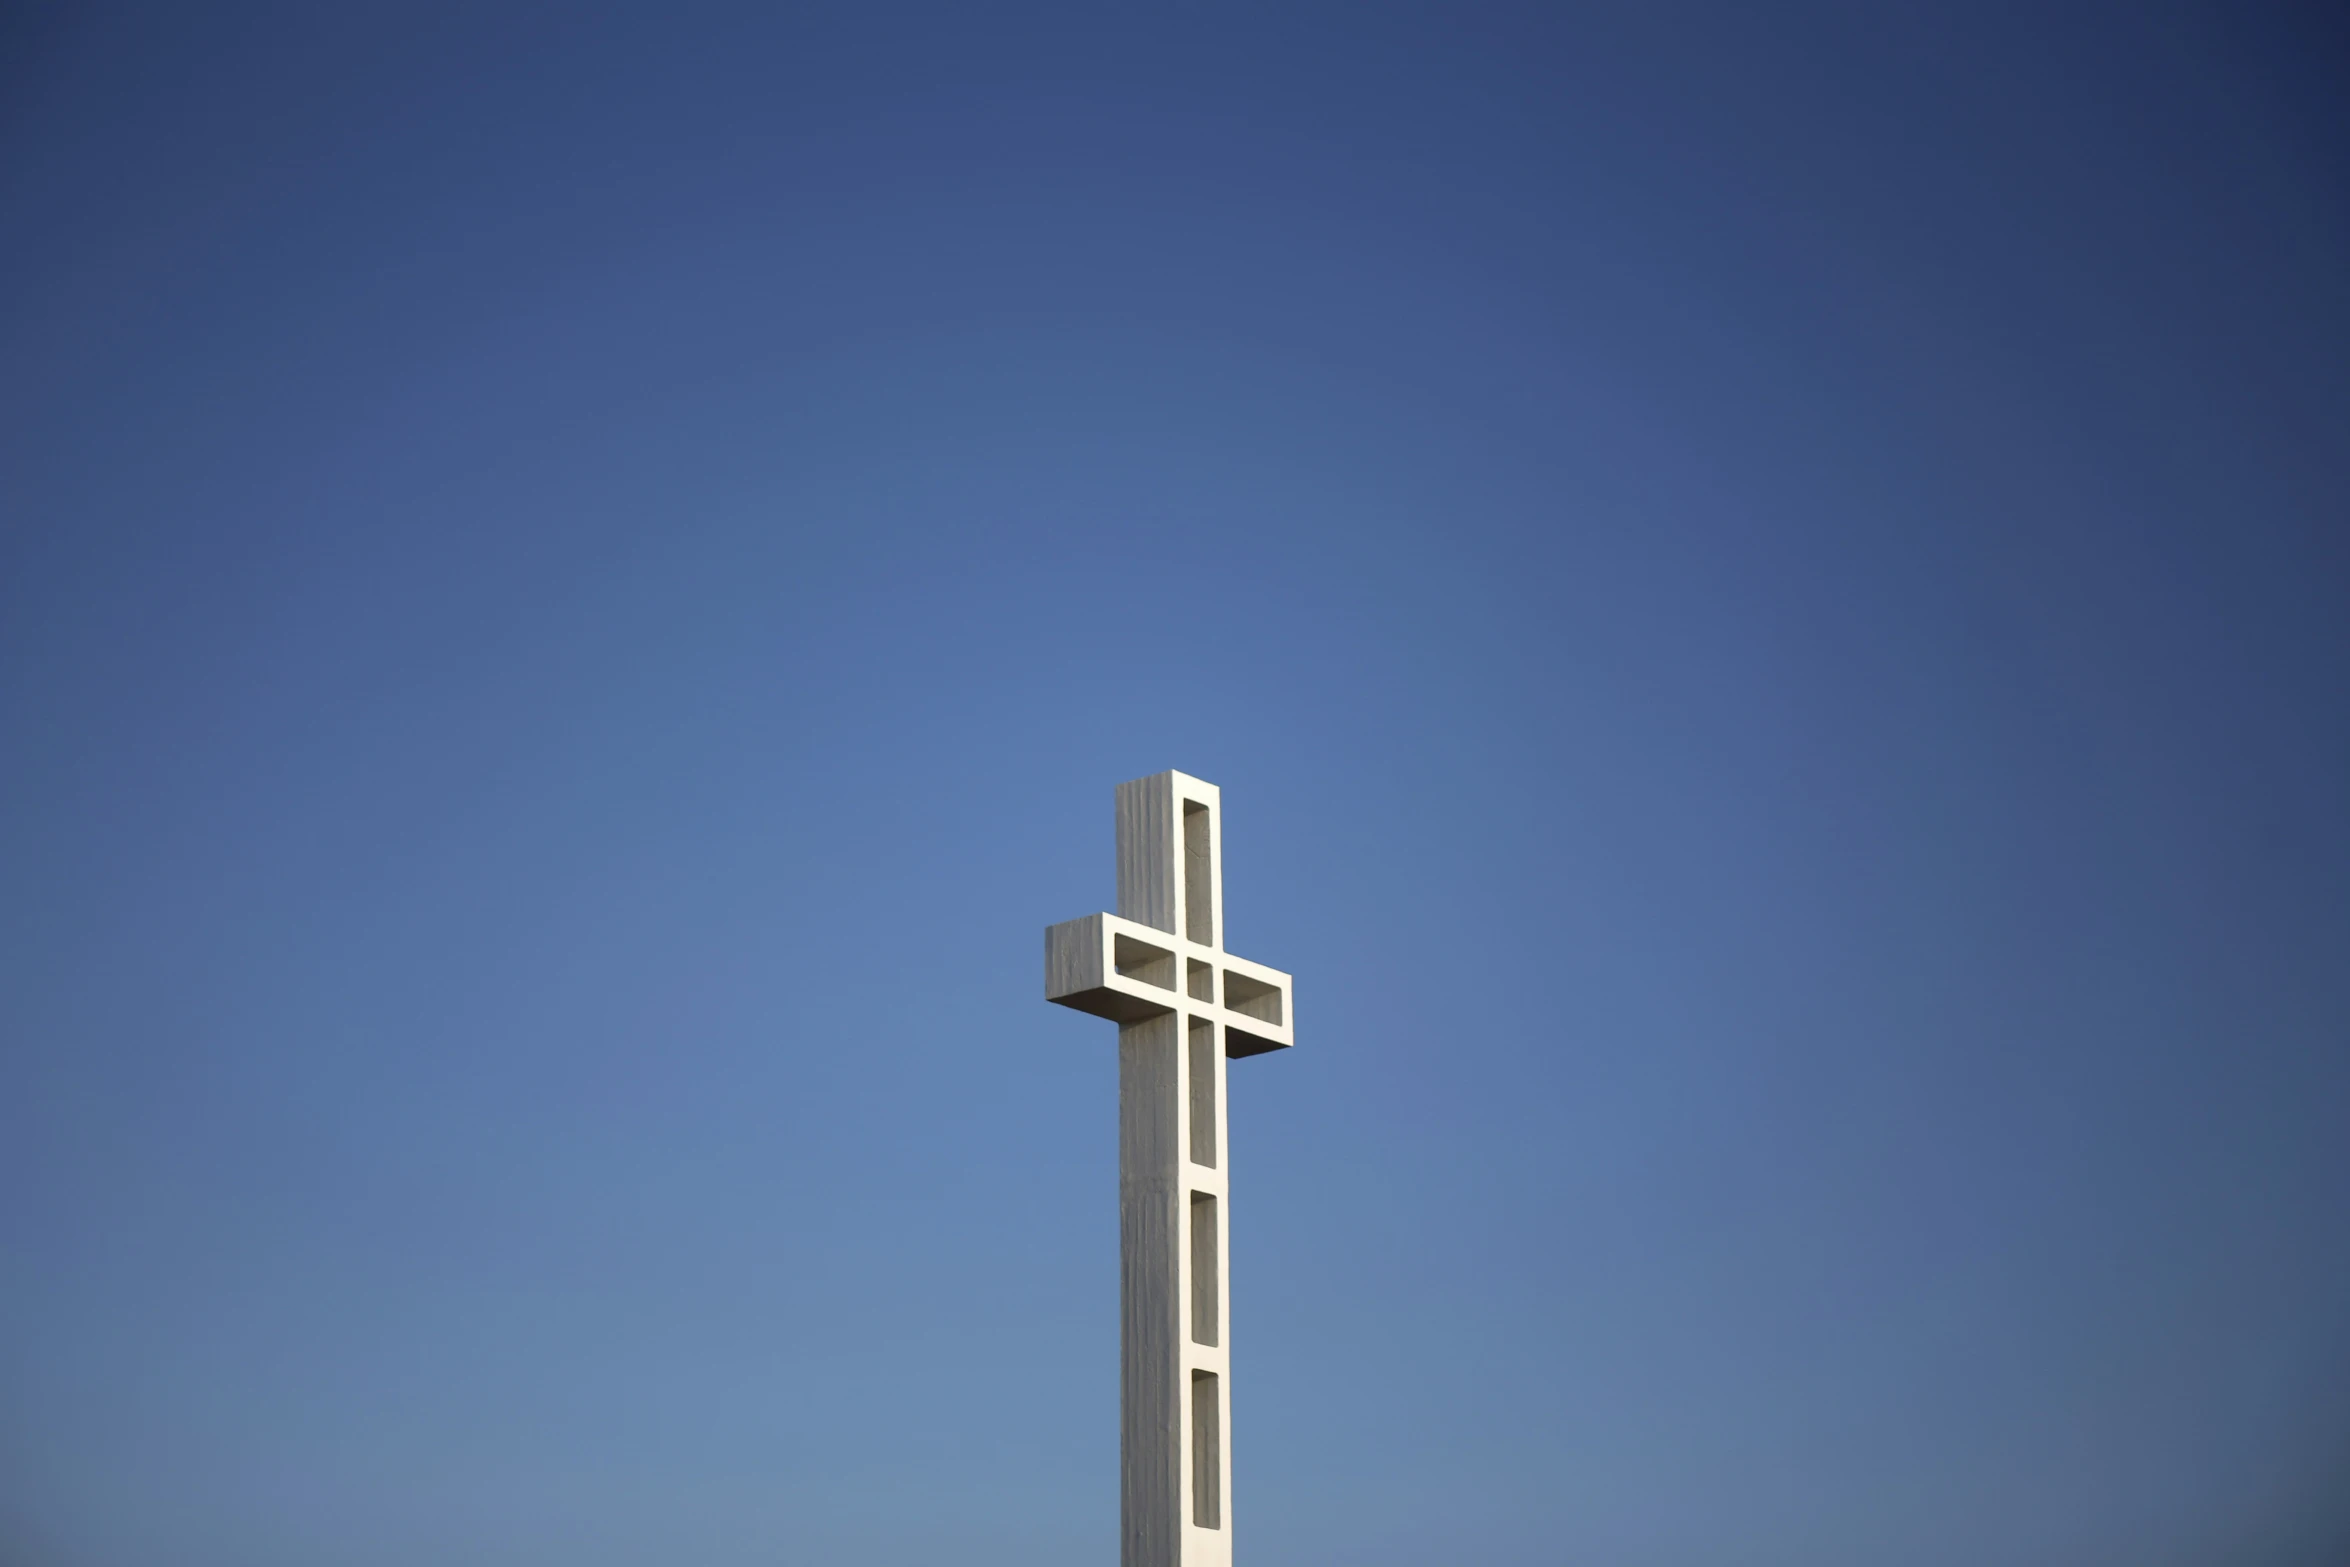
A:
[2,6,2346,1564]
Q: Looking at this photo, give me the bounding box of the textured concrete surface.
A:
[1047,771,1293,1567]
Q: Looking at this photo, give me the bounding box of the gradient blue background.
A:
[3,6,2346,1564]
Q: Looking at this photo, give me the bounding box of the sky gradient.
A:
[3,6,2347,1565]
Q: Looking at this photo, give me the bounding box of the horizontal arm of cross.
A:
[1044,912,1293,1057]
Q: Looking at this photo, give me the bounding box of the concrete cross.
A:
[1046,770,1293,1567]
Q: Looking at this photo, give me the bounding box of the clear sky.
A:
[3,6,2346,1565]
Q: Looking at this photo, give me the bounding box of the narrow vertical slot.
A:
[1190,1192,1219,1346]
[1183,801,1213,947]
[1191,1370,1221,1529]
[1187,1019,1217,1168]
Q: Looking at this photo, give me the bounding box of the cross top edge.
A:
[1115,770,1222,950]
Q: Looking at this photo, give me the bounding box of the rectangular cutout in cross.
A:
[1113,933,1176,990]
[1183,801,1213,946]
[1190,1192,1219,1346]
[1191,1370,1221,1529]
[1187,958,1214,1002]
[1224,971,1282,1025]
[1188,1019,1217,1167]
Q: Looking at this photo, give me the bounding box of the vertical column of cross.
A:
[1115,772,1233,1567]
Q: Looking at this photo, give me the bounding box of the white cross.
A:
[1046,770,1293,1567]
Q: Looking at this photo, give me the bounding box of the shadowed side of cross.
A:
[1044,771,1293,1055]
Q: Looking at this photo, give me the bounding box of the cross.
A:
[1046,770,1293,1567]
